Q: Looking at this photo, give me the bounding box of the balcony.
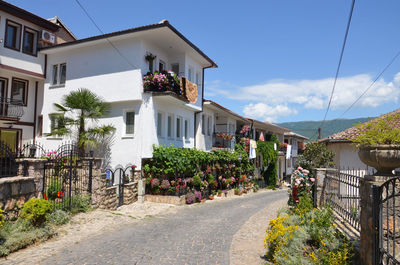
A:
[143,71,198,104]
[0,98,24,120]
[212,132,236,151]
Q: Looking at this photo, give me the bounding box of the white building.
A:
[0,1,75,152]
[38,20,217,168]
[195,99,250,152]
[283,132,308,177]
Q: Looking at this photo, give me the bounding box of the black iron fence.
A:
[373,177,400,265]
[105,166,134,206]
[42,143,93,211]
[320,169,361,232]
[0,140,18,178]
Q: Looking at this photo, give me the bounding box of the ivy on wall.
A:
[257,134,280,186]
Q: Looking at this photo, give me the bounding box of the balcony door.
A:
[0,129,19,153]
[0,78,7,116]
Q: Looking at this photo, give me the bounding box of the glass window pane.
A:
[59,63,66,84]
[157,113,162,136]
[184,120,188,139]
[125,111,135,135]
[52,65,58,85]
[167,115,172,137]
[23,30,34,54]
[6,24,17,48]
[202,114,205,134]
[12,80,26,104]
[176,118,181,138]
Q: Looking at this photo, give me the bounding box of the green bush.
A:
[0,209,4,229]
[257,135,279,186]
[69,195,91,214]
[47,210,70,225]
[207,174,217,190]
[20,198,53,226]
[192,174,202,190]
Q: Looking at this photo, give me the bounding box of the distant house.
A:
[321,108,400,175]
[284,132,308,176]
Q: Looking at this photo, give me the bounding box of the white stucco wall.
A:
[195,108,214,151]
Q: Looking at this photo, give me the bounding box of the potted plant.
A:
[350,112,400,175]
[217,190,222,197]
[234,187,241,196]
[145,53,156,62]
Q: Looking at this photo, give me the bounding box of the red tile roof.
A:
[322,108,400,143]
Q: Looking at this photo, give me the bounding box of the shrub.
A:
[20,198,53,226]
[48,210,70,225]
[69,195,91,214]
[207,174,217,190]
[151,178,160,189]
[46,181,63,201]
[192,174,202,190]
[186,192,195,204]
[0,220,55,257]
[160,179,170,190]
[194,190,202,202]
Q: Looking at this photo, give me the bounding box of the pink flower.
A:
[297,166,303,171]
[310,178,315,182]
[303,169,310,175]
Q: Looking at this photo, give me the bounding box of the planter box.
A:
[144,194,186,205]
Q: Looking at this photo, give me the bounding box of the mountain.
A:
[278,117,374,141]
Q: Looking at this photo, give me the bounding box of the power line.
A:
[321,0,356,124]
[310,0,356,142]
[74,0,139,69]
[338,50,400,118]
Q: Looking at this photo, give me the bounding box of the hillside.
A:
[278,117,374,141]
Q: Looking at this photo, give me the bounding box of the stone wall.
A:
[0,177,37,220]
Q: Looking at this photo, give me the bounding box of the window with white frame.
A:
[157,112,163,136]
[167,114,173,138]
[188,66,193,82]
[184,119,189,139]
[176,117,182,139]
[124,111,135,136]
[51,63,67,86]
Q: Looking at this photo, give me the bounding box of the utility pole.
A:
[318,128,321,140]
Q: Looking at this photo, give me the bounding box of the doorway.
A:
[0,78,7,116]
[0,129,19,152]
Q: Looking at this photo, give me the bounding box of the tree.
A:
[47,88,115,154]
[298,142,335,171]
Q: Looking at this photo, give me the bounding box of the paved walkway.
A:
[1,190,287,265]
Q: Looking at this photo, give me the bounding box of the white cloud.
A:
[243,103,298,122]
[206,73,400,120]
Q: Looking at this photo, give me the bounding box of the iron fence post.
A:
[372,184,381,265]
[88,159,93,193]
[68,149,73,209]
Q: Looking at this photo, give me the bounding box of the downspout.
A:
[33,81,38,144]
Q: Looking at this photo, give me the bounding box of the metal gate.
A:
[0,140,17,178]
[105,166,132,206]
[43,144,93,210]
[374,177,400,265]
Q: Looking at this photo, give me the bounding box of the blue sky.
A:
[9,0,400,123]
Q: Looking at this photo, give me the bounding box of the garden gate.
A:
[43,144,93,210]
[373,177,400,265]
[105,166,132,206]
[0,140,17,178]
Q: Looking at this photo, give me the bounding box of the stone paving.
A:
[1,189,287,265]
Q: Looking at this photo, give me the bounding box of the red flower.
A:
[43,193,48,200]
[57,191,64,198]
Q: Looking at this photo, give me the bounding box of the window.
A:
[51,63,67,86]
[196,72,200,86]
[171,63,179,75]
[176,117,181,138]
[49,113,65,134]
[157,112,163,136]
[5,20,21,51]
[201,114,205,135]
[159,60,165,72]
[22,27,38,55]
[11,78,28,106]
[125,111,135,135]
[207,116,211,136]
[188,67,193,82]
[167,114,173,138]
[37,115,43,137]
[184,119,189,139]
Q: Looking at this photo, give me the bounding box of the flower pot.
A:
[217,194,222,197]
[208,196,214,200]
[358,145,400,175]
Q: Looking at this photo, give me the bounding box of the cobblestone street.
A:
[2,190,287,265]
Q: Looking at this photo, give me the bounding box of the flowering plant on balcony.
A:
[216,133,234,140]
[240,125,250,134]
[143,71,180,93]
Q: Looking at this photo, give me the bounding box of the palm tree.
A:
[47,88,115,154]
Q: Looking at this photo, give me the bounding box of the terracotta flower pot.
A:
[358,145,400,175]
